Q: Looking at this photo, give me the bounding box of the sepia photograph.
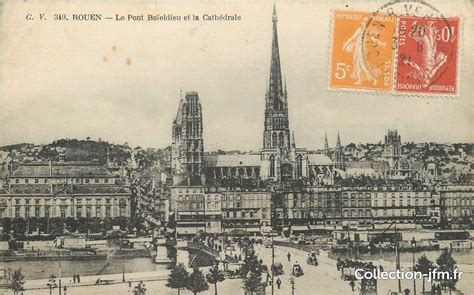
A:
[0,0,473,294]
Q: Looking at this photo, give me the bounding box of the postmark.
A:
[329,10,396,91]
[395,16,459,94]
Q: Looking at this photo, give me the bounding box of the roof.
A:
[11,163,113,178]
[345,161,389,171]
[307,154,333,165]
[203,154,261,167]
[345,168,377,177]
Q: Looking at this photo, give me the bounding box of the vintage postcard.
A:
[0,1,473,295]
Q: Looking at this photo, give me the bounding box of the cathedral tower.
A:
[171,92,204,185]
[263,5,290,150]
[260,5,308,182]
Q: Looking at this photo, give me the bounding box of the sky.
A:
[1,0,473,151]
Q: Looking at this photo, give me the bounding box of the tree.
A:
[1,218,12,240]
[49,218,65,235]
[167,263,189,295]
[134,281,147,295]
[243,270,264,295]
[12,218,27,238]
[206,264,225,295]
[241,247,264,278]
[10,268,25,295]
[436,248,459,292]
[414,254,433,294]
[186,267,209,295]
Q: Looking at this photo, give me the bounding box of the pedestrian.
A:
[276,277,281,289]
[379,265,384,272]
[73,274,76,283]
[287,252,291,262]
[403,288,410,295]
[77,274,80,283]
[349,280,355,291]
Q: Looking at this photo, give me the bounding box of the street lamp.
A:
[391,242,401,293]
[122,261,125,282]
[271,235,275,295]
[411,237,417,295]
[289,276,295,295]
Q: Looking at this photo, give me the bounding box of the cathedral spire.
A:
[263,4,290,150]
[269,3,283,105]
[334,132,344,169]
[324,133,329,157]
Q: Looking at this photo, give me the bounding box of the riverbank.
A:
[1,243,472,295]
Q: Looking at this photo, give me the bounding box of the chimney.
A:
[49,159,53,175]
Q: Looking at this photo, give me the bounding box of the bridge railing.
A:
[186,241,239,263]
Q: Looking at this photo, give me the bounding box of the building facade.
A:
[439,184,473,225]
[0,162,131,219]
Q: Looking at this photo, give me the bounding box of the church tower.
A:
[171,92,204,185]
[383,129,401,174]
[333,132,344,169]
[260,5,307,182]
[263,4,290,150]
[324,133,330,157]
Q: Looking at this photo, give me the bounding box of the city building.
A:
[220,190,271,234]
[370,180,432,228]
[170,185,207,236]
[439,184,473,226]
[272,187,342,234]
[0,162,131,219]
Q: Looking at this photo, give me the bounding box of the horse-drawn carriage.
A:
[224,269,241,279]
[306,256,318,266]
[292,264,304,277]
[341,267,356,281]
[271,262,284,275]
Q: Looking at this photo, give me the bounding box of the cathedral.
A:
[172,6,339,187]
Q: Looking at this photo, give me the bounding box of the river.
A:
[1,250,192,280]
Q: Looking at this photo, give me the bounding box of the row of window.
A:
[13,205,126,218]
[13,198,116,205]
[224,209,266,219]
[372,209,415,217]
[13,178,115,184]
[373,199,430,207]
[445,199,473,206]
[342,192,430,198]
[176,188,204,194]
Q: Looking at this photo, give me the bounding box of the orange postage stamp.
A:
[329,10,396,91]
